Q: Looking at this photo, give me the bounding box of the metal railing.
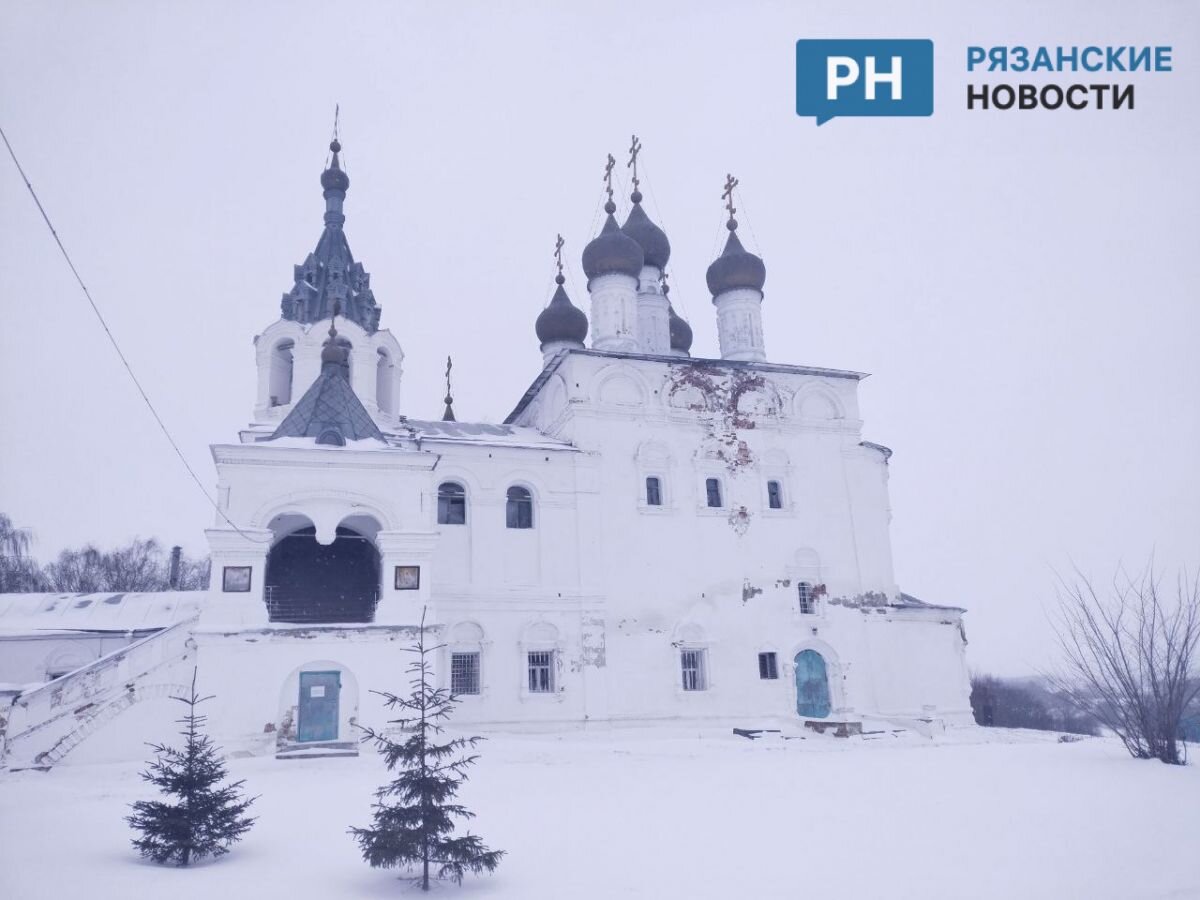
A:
[264,586,379,624]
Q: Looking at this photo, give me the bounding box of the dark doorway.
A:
[265,525,380,623]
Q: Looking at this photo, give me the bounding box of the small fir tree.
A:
[351,610,504,890]
[126,670,255,866]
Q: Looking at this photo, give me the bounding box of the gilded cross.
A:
[722,173,739,221]
[603,153,616,201]
[627,134,642,192]
[445,355,453,398]
[554,233,565,276]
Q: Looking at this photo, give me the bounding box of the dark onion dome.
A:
[621,190,670,270]
[706,222,766,296]
[582,201,644,281]
[536,274,589,346]
[320,139,350,192]
[668,303,693,354]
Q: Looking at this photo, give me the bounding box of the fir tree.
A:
[126,670,255,866]
[351,610,504,890]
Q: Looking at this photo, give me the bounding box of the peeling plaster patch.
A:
[667,365,776,476]
[775,578,792,588]
[742,581,763,604]
[728,506,751,536]
[580,616,606,668]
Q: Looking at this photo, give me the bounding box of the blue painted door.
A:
[298,671,340,742]
[794,650,831,718]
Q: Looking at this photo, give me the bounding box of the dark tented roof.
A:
[267,366,384,445]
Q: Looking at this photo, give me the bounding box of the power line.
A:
[0,123,270,544]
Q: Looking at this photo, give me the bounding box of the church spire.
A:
[279,125,382,334]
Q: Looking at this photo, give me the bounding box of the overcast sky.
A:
[2,0,1197,675]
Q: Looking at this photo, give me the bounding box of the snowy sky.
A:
[1,0,1197,676]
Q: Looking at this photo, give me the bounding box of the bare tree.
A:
[1052,565,1200,765]
[0,513,47,592]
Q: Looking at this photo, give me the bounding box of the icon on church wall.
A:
[222,565,252,592]
[394,565,421,591]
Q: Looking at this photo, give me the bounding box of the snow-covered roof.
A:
[896,592,966,613]
[0,592,202,636]
[399,419,575,451]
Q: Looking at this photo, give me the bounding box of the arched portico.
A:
[264,513,382,623]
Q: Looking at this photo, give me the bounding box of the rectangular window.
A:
[645,476,662,506]
[680,648,708,691]
[450,652,480,695]
[705,478,722,508]
[767,480,783,510]
[527,650,555,693]
[758,652,779,680]
[798,582,817,615]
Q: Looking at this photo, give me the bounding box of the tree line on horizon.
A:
[0,512,209,593]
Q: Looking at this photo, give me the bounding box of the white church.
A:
[0,139,973,769]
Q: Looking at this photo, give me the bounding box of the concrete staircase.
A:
[1,617,197,771]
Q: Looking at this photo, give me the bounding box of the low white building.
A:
[0,141,973,769]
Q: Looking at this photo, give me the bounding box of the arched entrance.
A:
[265,523,380,623]
[794,649,832,718]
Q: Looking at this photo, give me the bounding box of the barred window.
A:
[798,582,817,615]
[527,650,554,693]
[758,652,779,680]
[767,480,783,510]
[506,486,534,529]
[437,482,466,525]
[450,651,480,695]
[680,648,708,691]
[705,478,722,508]
[645,476,662,507]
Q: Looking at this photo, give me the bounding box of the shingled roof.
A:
[267,343,384,446]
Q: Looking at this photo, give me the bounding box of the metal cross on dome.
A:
[603,153,616,202]
[722,173,739,222]
[627,134,642,193]
[554,233,565,276]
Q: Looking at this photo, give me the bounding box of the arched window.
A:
[798,582,817,615]
[269,340,295,406]
[437,482,466,525]
[645,476,662,506]
[376,349,395,415]
[767,480,784,509]
[705,477,723,508]
[505,486,533,529]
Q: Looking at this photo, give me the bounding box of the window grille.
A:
[680,648,707,691]
[767,480,783,509]
[758,652,779,680]
[705,478,722,508]
[450,652,480,695]
[437,482,467,525]
[528,650,554,693]
[506,486,534,529]
[798,582,817,615]
[645,476,662,506]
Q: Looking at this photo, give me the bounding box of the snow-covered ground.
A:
[2,725,1197,899]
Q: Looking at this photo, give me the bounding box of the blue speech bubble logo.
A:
[796,39,934,125]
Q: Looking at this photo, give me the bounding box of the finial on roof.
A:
[602,153,616,215]
[722,173,739,230]
[321,108,350,194]
[554,233,565,285]
[627,134,642,200]
[442,355,456,422]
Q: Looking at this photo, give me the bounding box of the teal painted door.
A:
[794,650,831,718]
[298,671,340,742]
